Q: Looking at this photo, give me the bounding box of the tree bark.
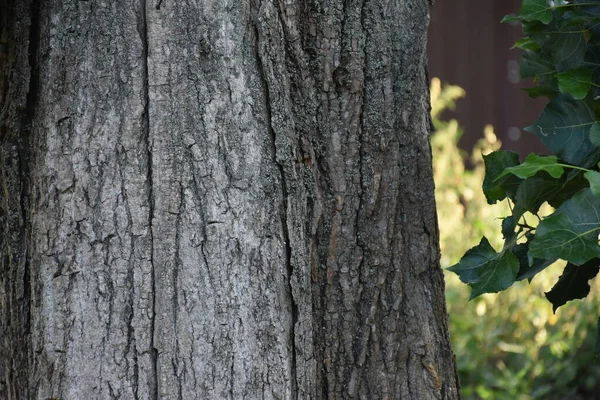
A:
[1,0,460,399]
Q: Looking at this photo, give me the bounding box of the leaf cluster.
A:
[450,0,600,315]
[432,80,600,399]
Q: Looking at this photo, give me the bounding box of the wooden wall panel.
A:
[428,1,547,157]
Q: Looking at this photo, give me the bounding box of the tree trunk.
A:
[0,0,460,398]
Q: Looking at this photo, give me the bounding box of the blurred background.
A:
[428,2,600,399]
[428,0,545,157]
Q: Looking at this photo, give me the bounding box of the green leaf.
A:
[525,95,600,168]
[512,37,541,51]
[513,241,554,282]
[585,170,600,196]
[530,214,600,264]
[589,122,600,146]
[520,257,554,282]
[529,18,587,71]
[448,237,519,299]
[502,14,521,23]
[586,48,600,101]
[529,189,600,265]
[513,175,564,220]
[482,150,522,204]
[576,0,600,16]
[547,170,590,208]
[545,259,600,311]
[523,84,559,99]
[506,0,553,24]
[502,216,518,243]
[557,68,593,99]
[497,153,564,180]
[520,50,556,80]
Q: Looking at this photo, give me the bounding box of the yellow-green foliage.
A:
[431,78,600,399]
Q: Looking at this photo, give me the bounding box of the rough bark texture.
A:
[1,0,460,399]
[1,1,34,397]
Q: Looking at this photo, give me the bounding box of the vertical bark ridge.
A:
[22,1,156,398]
[18,0,40,394]
[255,1,326,397]
[21,0,40,225]
[0,0,35,397]
[146,1,294,397]
[138,0,158,398]
[269,0,460,398]
[253,18,299,397]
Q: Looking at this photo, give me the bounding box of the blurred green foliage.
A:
[431,78,600,399]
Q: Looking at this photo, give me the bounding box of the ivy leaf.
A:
[547,170,590,208]
[523,84,559,99]
[513,174,564,220]
[529,189,600,265]
[502,0,553,24]
[512,37,541,51]
[525,94,600,168]
[576,0,600,16]
[498,172,575,238]
[502,216,518,243]
[556,68,593,99]
[545,259,600,311]
[530,213,600,264]
[584,170,600,196]
[586,46,600,99]
[529,18,587,71]
[513,242,554,282]
[589,122,600,146]
[519,257,554,282]
[497,153,564,180]
[448,237,520,299]
[483,150,522,204]
[521,50,556,80]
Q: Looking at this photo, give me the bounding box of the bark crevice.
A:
[20,0,39,222]
[253,18,299,397]
[138,0,158,398]
[17,0,42,382]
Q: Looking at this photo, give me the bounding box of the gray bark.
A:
[1,0,460,399]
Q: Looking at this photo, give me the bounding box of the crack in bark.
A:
[4,0,42,394]
[2,0,42,395]
[174,183,184,400]
[138,0,158,398]
[20,0,42,347]
[119,172,141,399]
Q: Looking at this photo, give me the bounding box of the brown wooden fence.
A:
[428,1,547,157]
